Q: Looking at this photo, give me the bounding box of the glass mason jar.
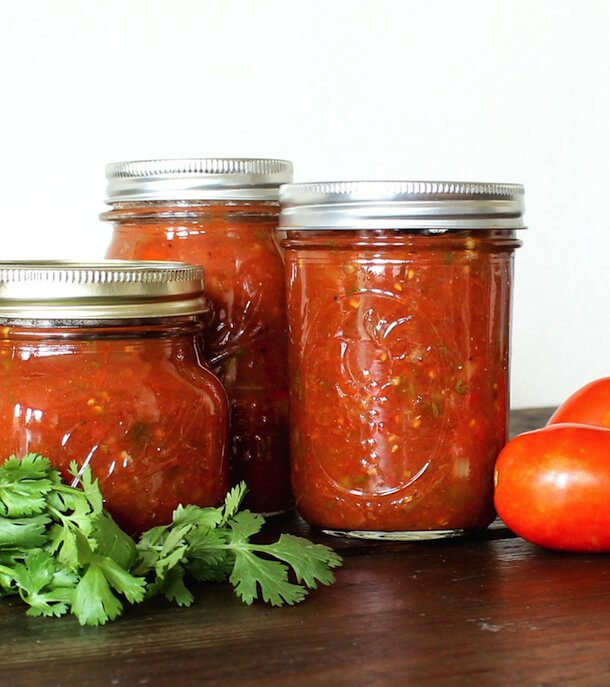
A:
[101,159,292,515]
[0,261,229,534]
[279,181,525,539]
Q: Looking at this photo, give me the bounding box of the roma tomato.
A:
[494,424,610,552]
[548,377,610,429]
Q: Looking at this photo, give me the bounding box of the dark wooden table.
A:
[5,407,610,687]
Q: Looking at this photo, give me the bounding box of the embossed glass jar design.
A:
[102,158,293,515]
[280,181,525,539]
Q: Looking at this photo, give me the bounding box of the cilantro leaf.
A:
[26,587,74,618]
[158,565,193,606]
[187,555,233,583]
[135,525,190,592]
[173,503,224,530]
[49,517,96,572]
[91,512,137,570]
[48,522,80,569]
[72,564,123,626]
[94,555,146,605]
[227,510,265,539]
[69,462,103,515]
[185,527,231,579]
[0,454,55,516]
[221,483,247,523]
[11,549,76,618]
[230,550,307,606]
[0,514,50,549]
[47,494,91,543]
[223,511,340,606]
[0,548,22,567]
[257,534,342,588]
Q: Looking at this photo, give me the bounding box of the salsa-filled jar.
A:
[0,261,229,534]
[102,159,292,514]
[280,181,525,539]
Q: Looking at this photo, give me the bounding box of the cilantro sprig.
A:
[0,454,342,625]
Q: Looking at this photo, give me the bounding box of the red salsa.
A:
[0,263,229,534]
[104,201,291,513]
[280,182,524,536]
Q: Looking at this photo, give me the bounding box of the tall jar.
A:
[102,159,293,514]
[280,181,525,539]
[0,261,229,534]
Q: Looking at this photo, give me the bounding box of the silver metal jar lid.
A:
[0,261,207,320]
[279,181,526,230]
[105,158,293,203]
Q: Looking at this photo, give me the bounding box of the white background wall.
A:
[0,0,608,408]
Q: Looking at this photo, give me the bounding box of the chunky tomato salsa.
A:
[105,202,291,513]
[0,322,229,534]
[283,230,520,533]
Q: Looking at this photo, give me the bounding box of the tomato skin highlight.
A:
[494,424,610,552]
[548,377,610,429]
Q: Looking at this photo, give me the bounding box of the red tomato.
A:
[548,377,610,429]
[494,424,610,552]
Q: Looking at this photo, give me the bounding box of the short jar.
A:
[280,181,525,539]
[0,261,229,534]
[101,159,292,514]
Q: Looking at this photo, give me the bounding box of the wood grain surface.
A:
[8,407,608,687]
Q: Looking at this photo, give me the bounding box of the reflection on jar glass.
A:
[280,182,525,540]
[0,261,229,534]
[102,159,293,515]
